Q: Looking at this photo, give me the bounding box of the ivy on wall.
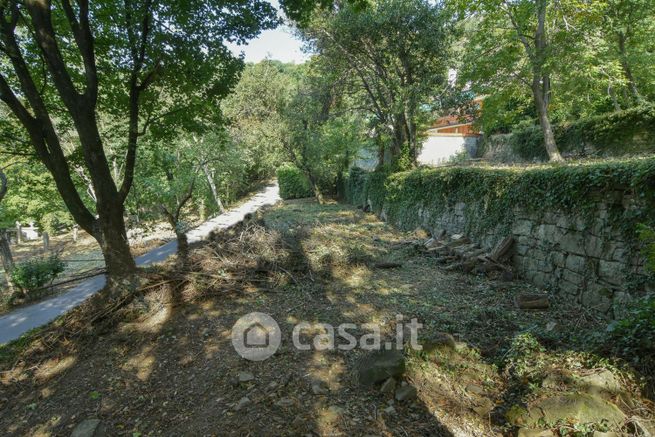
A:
[345,158,655,244]
[487,105,655,162]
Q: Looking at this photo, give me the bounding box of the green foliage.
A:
[40,211,75,235]
[505,332,546,380]
[345,158,655,243]
[638,225,655,273]
[304,0,453,167]
[507,105,655,161]
[277,165,313,200]
[11,255,65,293]
[604,295,655,385]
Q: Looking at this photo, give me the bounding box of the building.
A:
[417,100,483,166]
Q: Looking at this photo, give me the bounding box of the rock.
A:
[465,384,484,395]
[234,396,251,411]
[509,393,626,427]
[324,406,344,423]
[311,380,330,395]
[575,370,623,395]
[383,405,396,415]
[420,332,456,353]
[238,371,255,383]
[276,397,294,407]
[71,419,106,437]
[592,432,619,437]
[395,385,417,402]
[517,430,553,437]
[380,377,397,394]
[472,398,494,417]
[357,350,405,385]
[545,321,557,331]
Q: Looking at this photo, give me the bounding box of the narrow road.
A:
[0,183,280,345]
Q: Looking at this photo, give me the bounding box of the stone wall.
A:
[374,195,649,319]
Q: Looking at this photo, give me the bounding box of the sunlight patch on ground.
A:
[35,355,77,382]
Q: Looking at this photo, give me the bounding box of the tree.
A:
[596,0,655,104]
[303,0,452,168]
[281,62,369,202]
[0,168,15,295]
[459,0,579,161]
[0,0,277,293]
[138,139,199,268]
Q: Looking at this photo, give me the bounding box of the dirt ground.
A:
[0,199,652,436]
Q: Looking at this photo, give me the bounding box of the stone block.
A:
[550,251,566,268]
[534,224,562,242]
[516,244,531,256]
[558,231,585,256]
[598,260,623,285]
[558,279,580,296]
[581,286,614,314]
[513,219,534,236]
[562,269,585,286]
[565,254,586,273]
[584,235,606,259]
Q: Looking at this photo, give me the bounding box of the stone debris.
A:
[238,371,255,383]
[234,396,252,411]
[380,377,397,394]
[71,419,105,437]
[357,350,405,385]
[394,385,417,402]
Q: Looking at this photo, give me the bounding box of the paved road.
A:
[0,183,280,345]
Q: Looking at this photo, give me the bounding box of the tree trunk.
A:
[175,231,189,269]
[533,86,563,162]
[617,32,642,103]
[202,163,224,213]
[0,229,16,296]
[95,204,137,293]
[307,172,324,204]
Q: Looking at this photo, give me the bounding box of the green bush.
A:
[506,105,655,161]
[277,164,313,200]
[11,255,65,292]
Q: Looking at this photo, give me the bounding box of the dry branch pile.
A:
[406,232,515,280]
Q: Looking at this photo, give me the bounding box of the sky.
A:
[226,1,309,64]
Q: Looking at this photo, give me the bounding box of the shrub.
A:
[504,105,655,162]
[277,164,313,200]
[11,255,65,292]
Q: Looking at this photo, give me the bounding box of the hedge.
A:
[502,105,655,161]
[345,158,655,242]
[277,164,313,200]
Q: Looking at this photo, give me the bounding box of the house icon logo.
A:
[231,312,281,361]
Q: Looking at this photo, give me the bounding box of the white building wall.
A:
[418,135,478,166]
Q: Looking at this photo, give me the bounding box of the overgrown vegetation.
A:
[345,158,655,242]
[277,164,313,200]
[494,105,655,161]
[10,255,65,294]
